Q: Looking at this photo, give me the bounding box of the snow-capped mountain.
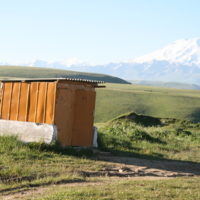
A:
[132,38,200,65]
[19,58,92,70]
[2,38,200,83]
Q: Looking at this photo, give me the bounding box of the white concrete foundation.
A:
[0,119,57,144]
[92,126,98,148]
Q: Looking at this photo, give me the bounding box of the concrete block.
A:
[92,126,98,148]
[0,119,57,144]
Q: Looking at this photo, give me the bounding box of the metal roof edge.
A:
[0,78,105,83]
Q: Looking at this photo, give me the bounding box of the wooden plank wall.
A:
[0,82,56,124]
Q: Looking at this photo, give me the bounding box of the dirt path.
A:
[1,154,200,200]
[96,154,200,178]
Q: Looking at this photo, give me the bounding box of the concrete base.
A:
[92,126,98,148]
[0,119,57,144]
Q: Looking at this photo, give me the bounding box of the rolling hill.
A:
[95,83,200,123]
[0,65,130,84]
[129,80,200,90]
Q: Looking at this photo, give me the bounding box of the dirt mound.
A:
[113,112,193,127]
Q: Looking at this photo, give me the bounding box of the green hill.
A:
[0,65,130,84]
[95,83,200,123]
[129,80,200,90]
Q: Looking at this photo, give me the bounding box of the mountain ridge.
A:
[131,38,200,65]
[1,38,200,83]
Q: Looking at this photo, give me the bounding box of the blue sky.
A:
[0,0,200,65]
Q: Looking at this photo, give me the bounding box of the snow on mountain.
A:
[132,38,200,65]
[0,62,10,65]
[113,38,200,83]
[19,58,92,69]
[60,58,93,67]
[2,38,200,83]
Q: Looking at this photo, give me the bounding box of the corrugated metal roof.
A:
[0,78,105,83]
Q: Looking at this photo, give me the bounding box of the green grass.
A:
[129,80,200,90]
[35,178,200,200]
[95,83,200,123]
[0,65,129,84]
[0,135,111,191]
[1,114,200,199]
[97,112,200,162]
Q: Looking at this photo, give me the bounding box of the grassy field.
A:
[129,80,200,90]
[34,178,200,199]
[0,136,110,192]
[95,83,200,123]
[97,112,200,162]
[0,65,129,84]
[1,113,200,199]
[1,71,200,199]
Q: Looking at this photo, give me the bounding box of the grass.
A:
[0,112,200,199]
[0,135,111,192]
[35,178,200,200]
[129,80,200,90]
[95,83,200,123]
[97,112,200,162]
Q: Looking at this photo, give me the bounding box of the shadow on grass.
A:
[0,179,85,194]
[96,148,200,176]
[27,141,94,158]
[187,108,200,123]
[96,145,200,176]
[96,130,200,176]
[0,135,94,160]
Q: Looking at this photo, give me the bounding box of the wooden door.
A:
[54,88,72,146]
[72,90,96,147]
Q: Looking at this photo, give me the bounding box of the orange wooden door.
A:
[72,90,96,147]
[54,88,72,146]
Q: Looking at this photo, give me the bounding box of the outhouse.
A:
[0,78,105,147]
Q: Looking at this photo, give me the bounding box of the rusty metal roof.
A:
[0,78,105,83]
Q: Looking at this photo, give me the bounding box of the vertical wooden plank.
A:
[16,83,22,121]
[8,83,13,120]
[27,82,38,122]
[43,83,48,123]
[25,84,30,122]
[18,83,29,121]
[45,82,56,124]
[52,82,57,124]
[35,83,39,122]
[36,82,46,123]
[1,83,13,120]
[10,83,20,121]
[0,83,5,119]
